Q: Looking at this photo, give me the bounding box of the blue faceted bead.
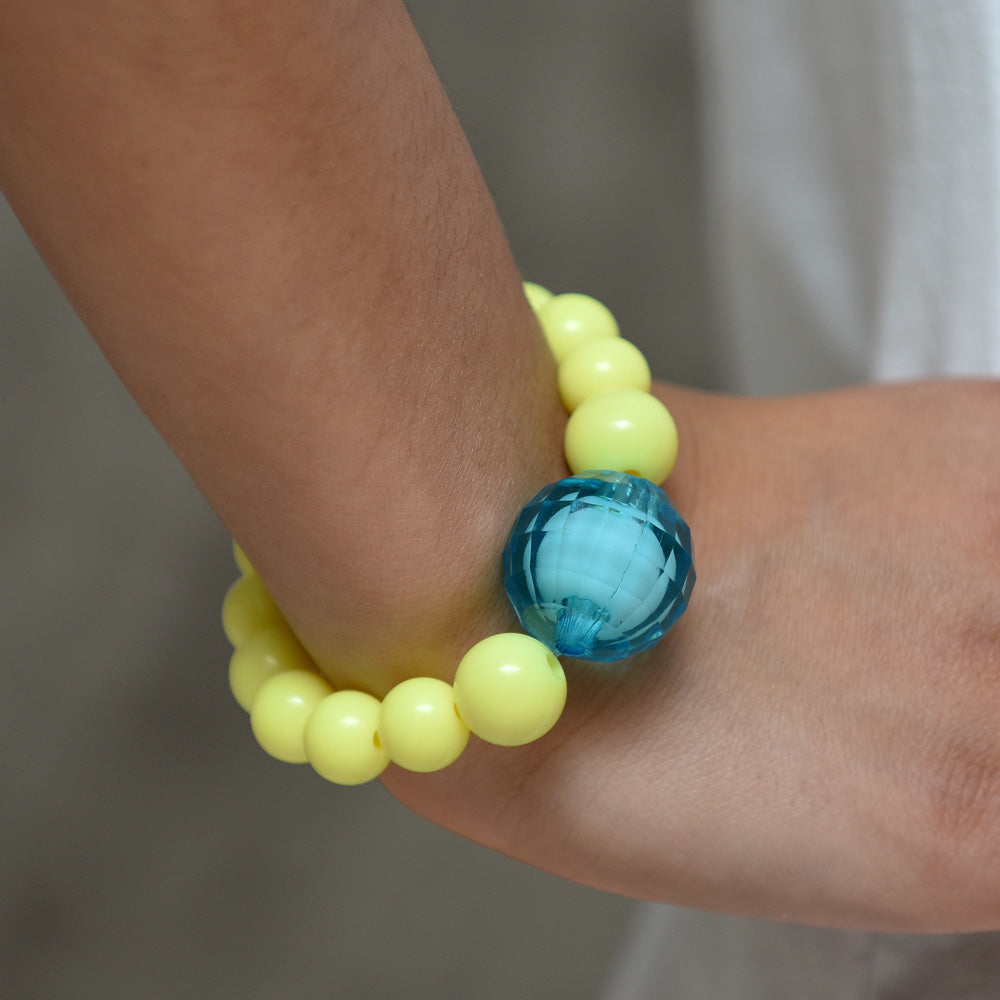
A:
[503,471,695,662]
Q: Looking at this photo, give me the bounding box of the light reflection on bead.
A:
[229,627,314,712]
[377,677,469,773]
[504,471,694,661]
[537,293,620,362]
[564,387,678,484]
[453,633,567,746]
[250,669,333,763]
[558,338,652,412]
[305,690,389,785]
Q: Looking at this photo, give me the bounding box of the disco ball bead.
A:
[503,471,695,662]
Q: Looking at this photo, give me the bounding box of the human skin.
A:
[2,0,1000,932]
[387,380,1000,932]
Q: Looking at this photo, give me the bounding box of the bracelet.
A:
[221,283,695,785]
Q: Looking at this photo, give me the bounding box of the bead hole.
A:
[547,653,561,674]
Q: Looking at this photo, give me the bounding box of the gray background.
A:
[0,3,715,997]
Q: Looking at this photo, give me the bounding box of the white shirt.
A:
[702,0,1000,395]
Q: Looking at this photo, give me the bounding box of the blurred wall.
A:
[411,0,720,389]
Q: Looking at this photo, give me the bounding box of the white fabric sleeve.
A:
[698,0,1000,393]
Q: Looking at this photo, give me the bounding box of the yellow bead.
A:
[453,633,566,747]
[221,573,286,647]
[564,387,679,483]
[229,627,315,712]
[523,281,553,313]
[558,337,652,412]
[537,293,620,362]
[305,691,389,786]
[250,669,332,764]
[232,539,255,576]
[377,677,470,773]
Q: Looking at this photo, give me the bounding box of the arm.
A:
[0,0,565,694]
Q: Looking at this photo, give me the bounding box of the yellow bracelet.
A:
[222,282,694,785]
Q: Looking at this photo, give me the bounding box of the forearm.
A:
[0,1,568,692]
